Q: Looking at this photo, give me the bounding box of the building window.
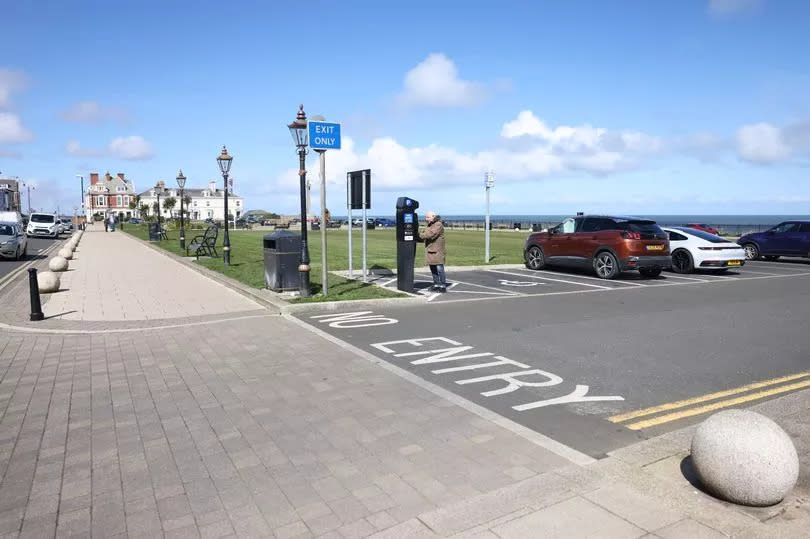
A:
[116,196,122,206]
[206,201,210,207]
[193,200,197,207]
[204,190,209,197]
[207,210,213,218]
[97,196,105,206]
[117,186,125,192]
[123,196,129,206]
[235,200,240,206]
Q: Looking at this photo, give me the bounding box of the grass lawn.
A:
[123,223,527,302]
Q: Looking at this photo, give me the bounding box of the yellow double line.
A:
[609,371,810,430]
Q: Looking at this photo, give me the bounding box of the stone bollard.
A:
[58,248,73,260]
[37,271,60,293]
[48,256,69,272]
[691,409,799,506]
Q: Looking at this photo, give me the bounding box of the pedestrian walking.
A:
[104,215,109,232]
[421,211,447,292]
[108,214,115,232]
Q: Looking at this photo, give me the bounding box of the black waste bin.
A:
[263,230,301,291]
[512,222,522,230]
[531,223,542,232]
[148,222,160,241]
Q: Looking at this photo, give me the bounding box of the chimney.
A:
[208,180,217,192]
[90,173,99,185]
[105,172,112,183]
[158,180,165,190]
[117,172,125,180]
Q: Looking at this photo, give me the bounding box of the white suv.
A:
[26,213,59,238]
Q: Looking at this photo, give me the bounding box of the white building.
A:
[137,180,244,222]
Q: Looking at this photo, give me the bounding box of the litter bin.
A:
[531,223,542,232]
[148,222,160,241]
[512,222,522,231]
[263,230,301,291]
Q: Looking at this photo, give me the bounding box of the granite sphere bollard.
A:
[58,248,73,260]
[48,256,69,272]
[37,271,60,293]
[691,409,799,506]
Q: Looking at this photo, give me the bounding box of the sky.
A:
[2,0,810,217]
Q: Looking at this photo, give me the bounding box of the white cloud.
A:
[109,136,154,160]
[0,69,27,109]
[59,101,130,125]
[0,112,33,143]
[272,111,670,194]
[736,122,791,164]
[398,53,487,108]
[708,0,761,17]
[66,139,106,157]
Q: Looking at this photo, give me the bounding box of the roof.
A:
[136,187,241,198]
[577,215,654,222]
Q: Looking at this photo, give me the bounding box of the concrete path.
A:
[42,229,260,321]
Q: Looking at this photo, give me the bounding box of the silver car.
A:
[0,223,27,260]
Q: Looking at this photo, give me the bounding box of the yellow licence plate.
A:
[727,260,742,266]
[646,245,664,251]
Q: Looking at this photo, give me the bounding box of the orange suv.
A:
[524,215,671,279]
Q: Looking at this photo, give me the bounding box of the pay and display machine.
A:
[395,197,420,293]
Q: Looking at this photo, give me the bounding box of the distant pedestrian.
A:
[104,216,109,232]
[108,214,115,232]
[421,211,447,292]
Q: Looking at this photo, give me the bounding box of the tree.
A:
[139,203,150,219]
[162,197,177,218]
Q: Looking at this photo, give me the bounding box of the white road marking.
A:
[487,269,612,290]
[381,277,397,286]
[515,268,646,287]
[734,269,782,276]
[418,275,524,296]
[497,279,544,287]
[660,273,712,282]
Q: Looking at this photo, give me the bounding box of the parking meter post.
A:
[395,197,420,293]
[28,268,44,321]
[347,172,353,279]
[362,169,367,282]
[318,150,327,295]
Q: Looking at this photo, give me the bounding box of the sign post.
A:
[308,120,341,295]
[347,169,371,282]
[484,171,495,263]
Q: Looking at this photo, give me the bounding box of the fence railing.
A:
[442,219,775,236]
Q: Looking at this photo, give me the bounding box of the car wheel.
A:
[763,255,779,261]
[743,243,759,260]
[593,251,619,279]
[639,267,662,278]
[14,247,20,261]
[525,246,546,270]
[671,249,694,274]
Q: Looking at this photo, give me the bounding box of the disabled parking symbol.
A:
[497,279,544,287]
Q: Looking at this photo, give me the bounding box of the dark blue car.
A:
[738,221,810,261]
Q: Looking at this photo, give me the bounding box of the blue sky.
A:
[2,0,810,216]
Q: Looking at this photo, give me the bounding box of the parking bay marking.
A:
[486,269,612,290]
[415,272,524,296]
[609,371,810,430]
[513,268,647,287]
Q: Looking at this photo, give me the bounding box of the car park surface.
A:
[294,259,810,459]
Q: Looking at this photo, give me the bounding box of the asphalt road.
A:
[0,235,63,280]
[295,259,810,459]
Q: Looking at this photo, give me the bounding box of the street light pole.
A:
[22,183,34,214]
[154,184,162,237]
[76,175,84,229]
[176,170,186,250]
[288,104,311,297]
[484,170,495,263]
[216,147,233,266]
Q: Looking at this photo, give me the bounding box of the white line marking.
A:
[515,268,646,287]
[733,270,782,276]
[661,273,712,282]
[284,314,596,466]
[381,277,397,287]
[487,269,612,289]
[441,278,524,296]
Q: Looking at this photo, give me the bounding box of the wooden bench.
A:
[186,225,219,259]
[159,225,169,241]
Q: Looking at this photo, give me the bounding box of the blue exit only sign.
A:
[308,121,341,150]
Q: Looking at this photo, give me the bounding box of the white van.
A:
[26,213,59,238]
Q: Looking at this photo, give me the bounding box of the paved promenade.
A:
[42,229,260,321]
[0,229,806,537]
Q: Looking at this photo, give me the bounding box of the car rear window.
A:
[616,220,667,240]
[31,214,55,223]
[675,227,730,243]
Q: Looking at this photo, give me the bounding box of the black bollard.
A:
[28,269,44,321]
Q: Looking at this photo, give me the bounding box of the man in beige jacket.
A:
[421,211,447,292]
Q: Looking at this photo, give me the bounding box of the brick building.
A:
[85,172,137,222]
[0,178,21,212]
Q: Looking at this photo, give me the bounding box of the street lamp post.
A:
[484,171,495,263]
[76,175,84,229]
[154,183,162,237]
[217,147,233,265]
[288,105,311,297]
[22,183,35,214]
[176,170,186,250]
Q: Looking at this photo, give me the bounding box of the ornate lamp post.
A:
[154,183,162,235]
[288,105,311,297]
[176,170,187,250]
[216,146,233,265]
